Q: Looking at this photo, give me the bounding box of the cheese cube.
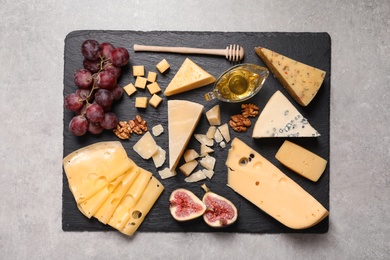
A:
[135,97,148,108]
[205,105,221,125]
[147,82,161,95]
[179,160,198,176]
[149,94,162,108]
[123,83,137,96]
[147,71,158,82]
[156,59,170,73]
[133,65,145,77]
[275,140,327,182]
[135,76,148,89]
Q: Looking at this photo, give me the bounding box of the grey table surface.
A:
[0,0,389,259]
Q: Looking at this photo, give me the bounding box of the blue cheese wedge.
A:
[252,90,320,138]
[255,47,326,106]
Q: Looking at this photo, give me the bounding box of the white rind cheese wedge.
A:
[168,100,204,171]
[255,47,326,106]
[252,90,320,138]
[164,58,216,96]
[226,138,328,229]
[63,141,135,204]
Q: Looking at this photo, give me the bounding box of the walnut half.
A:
[241,103,259,118]
[129,115,148,135]
[229,114,251,132]
[113,121,132,139]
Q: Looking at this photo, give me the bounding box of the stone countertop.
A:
[0,0,389,259]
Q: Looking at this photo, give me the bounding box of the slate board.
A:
[63,30,331,234]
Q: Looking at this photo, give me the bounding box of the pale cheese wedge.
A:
[252,90,320,138]
[226,138,328,229]
[255,47,326,106]
[63,141,135,204]
[164,58,216,96]
[168,100,204,171]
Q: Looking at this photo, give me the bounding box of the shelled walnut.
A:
[113,115,148,139]
[129,115,148,134]
[113,121,132,139]
[229,114,251,132]
[241,103,259,118]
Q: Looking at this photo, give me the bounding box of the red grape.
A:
[83,58,101,73]
[76,88,92,102]
[110,84,124,101]
[100,112,118,130]
[97,70,117,89]
[109,47,129,67]
[95,89,113,107]
[88,121,104,134]
[64,93,84,112]
[85,103,104,123]
[69,115,88,136]
[81,40,101,61]
[74,69,93,89]
[101,42,115,59]
[103,63,121,78]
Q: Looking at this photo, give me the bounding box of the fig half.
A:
[169,188,206,221]
[201,184,238,228]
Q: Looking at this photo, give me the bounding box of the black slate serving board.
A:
[63,30,331,234]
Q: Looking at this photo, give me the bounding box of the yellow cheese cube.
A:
[135,76,148,89]
[133,65,145,77]
[147,71,158,82]
[123,83,137,96]
[135,97,148,108]
[156,59,170,73]
[147,82,161,95]
[149,94,162,108]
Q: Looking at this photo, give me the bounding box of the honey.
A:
[204,64,269,103]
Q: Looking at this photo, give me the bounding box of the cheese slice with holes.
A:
[255,47,326,106]
[63,141,135,204]
[164,58,216,96]
[168,100,204,170]
[252,90,320,138]
[226,138,328,229]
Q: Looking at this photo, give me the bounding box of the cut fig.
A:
[201,184,238,228]
[169,188,206,221]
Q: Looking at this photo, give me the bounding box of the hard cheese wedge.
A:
[226,138,328,229]
[63,141,135,204]
[255,46,326,106]
[252,90,320,138]
[275,140,327,182]
[164,58,216,96]
[168,100,204,171]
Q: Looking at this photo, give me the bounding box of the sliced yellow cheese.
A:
[164,58,216,96]
[120,176,164,236]
[226,138,328,229]
[63,141,134,204]
[77,173,126,218]
[93,166,140,224]
[168,100,204,171]
[252,90,320,138]
[108,168,152,230]
[275,140,327,182]
[255,46,326,106]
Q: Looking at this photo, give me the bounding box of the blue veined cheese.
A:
[252,90,320,138]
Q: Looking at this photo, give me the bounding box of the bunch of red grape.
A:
[64,39,130,136]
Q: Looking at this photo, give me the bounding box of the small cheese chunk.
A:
[135,97,148,108]
[135,76,148,89]
[123,83,137,96]
[152,146,166,168]
[202,169,214,179]
[147,82,161,95]
[206,126,217,139]
[179,160,198,176]
[213,128,224,143]
[133,131,158,160]
[275,140,327,182]
[226,138,328,229]
[133,65,145,77]
[152,124,164,136]
[194,134,214,147]
[158,167,177,179]
[156,59,170,73]
[184,170,207,183]
[199,155,216,170]
[205,105,221,125]
[149,94,162,108]
[200,144,214,156]
[147,71,158,82]
[255,47,326,106]
[164,58,216,96]
[183,149,200,162]
[218,123,230,143]
[252,90,320,138]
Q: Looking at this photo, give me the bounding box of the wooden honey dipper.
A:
[133,44,245,62]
